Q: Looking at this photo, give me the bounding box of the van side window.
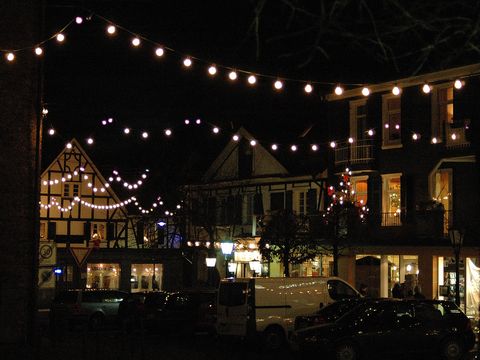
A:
[327,280,358,300]
[219,283,247,306]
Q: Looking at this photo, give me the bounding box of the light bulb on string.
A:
[155,47,164,57]
[124,128,130,134]
[271,144,278,151]
[164,129,172,136]
[334,86,343,96]
[232,134,240,142]
[108,117,113,123]
[208,65,217,75]
[66,143,72,149]
[304,84,313,93]
[212,127,219,134]
[87,138,94,145]
[451,133,457,140]
[34,47,43,56]
[228,71,237,81]
[274,80,283,90]
[362,87,370,96]
[42,108,48,115]
[131,37,141,46]
[330,141,337,148]
[454,79,463,89]
[290,145,297,152]
[422,83,431,94]
[107,25,116,34]
[142,131,149,139]
[183,57,192,67]
[6,53,15,62]
[75,16,83,24]
[367,129,375,136]
[392,86,401,96]
[56,33,65,42]
[412,133,420,141]
[48,128,55,136]
[431,137,438,144]
[311,144,318,151]
[184,119,190,125]
[247,75,256,85]
[249,139,257,146]
[195,118,201,125]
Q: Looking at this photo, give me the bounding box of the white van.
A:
[216,276,360,349]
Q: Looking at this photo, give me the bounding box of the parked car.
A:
[143,289,217,335]
[49,289,129,331]
[291,299,475,360]
[294,297,367,330]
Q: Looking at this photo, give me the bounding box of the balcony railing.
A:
[445,124,470,148]
[334,139,374,166]
[381,212,402,226]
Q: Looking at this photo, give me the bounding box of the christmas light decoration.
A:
[131,37,141,47]
[454,79,463,89]
[34,47,43,56]
[392,86,401,96]
[247,75,256,85]
[304,84,313,93]
[274,80,283,90]
[6,53,14,61]
[422,83,431,94]
[155,47,164,57]
[334,86,344,96]
[107,25,116,34]
[56,33,65,42]
[228,71,237,81]
[183,57,192,67]
[362,87,370,96]
[208,65,217,75]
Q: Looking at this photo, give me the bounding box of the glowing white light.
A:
[184,119,190,125]
[395,124,400,130]
[454,79,463,89]
[247,75,256,84]
[102,120,107,125]
[56,33,65,42]
[75,16,83,24]
[183,58,192,67]
[35,47,43,56]
[48,128,55,136]
[213,127,219,134]
[250,139,257,146]
[392,86,401,96]
[142,131,149,139]
[422,83,431,94]
[228,71,237,80]
[116,177,121,182]
[304,84,313,93]
[141,174,147,179]
[451,133,457,140]
[367,129,374,136]
[330,141,336,148]
[208,65,217,75]
[412,133,420,140]
[66,143,72,149]
[93,187,98,192]
[385,124,389,129]
[6,53,14,61]
[271,144,278,151]
[432,137,438,144]
[83,175,88,180]
[406,264,412,272]
[87,138,94,145]
[164,129,172,136]
[107,25,116,34]
[131,37,140,46]
[348,137,354,143]
[311,144,318,151]
[42,108,48,115]
[108,117,113,123]
[195,119,201,124]
[362,87,370,96]
[155,47,164,57]
[290,145,297,151]
[124,128,130,134]
[274,80,283,90]
[87,183,92,188]
[334,86,343,95]
[232,134,239,141]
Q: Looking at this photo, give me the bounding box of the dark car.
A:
[292,299,475,360]
[143,289,217,335]
[295,298,367,330]
[50,289,129,331]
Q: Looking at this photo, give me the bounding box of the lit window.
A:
[432,84,454,142]
[382,174,401,226]
[382,95,401,147]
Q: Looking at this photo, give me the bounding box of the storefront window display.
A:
[131,264,163,292]
[86,263,120,289]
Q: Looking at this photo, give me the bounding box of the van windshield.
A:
[219,283,247,306]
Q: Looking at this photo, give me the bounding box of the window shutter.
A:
[83,222,91,240]
[306,189,317,214]
[47,222,56,240]
[270,192,285,211]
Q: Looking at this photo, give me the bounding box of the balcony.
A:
[445,123,470,148]
[381,212,402,227]
[334,139,374,166]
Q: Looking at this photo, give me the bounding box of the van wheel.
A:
[335,342,358,360]
[440,338,464,360]
[88,313,104,331]
[263,327,285,351]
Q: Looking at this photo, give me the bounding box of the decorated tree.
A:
[259,209,322,277]
[321,169,368,276]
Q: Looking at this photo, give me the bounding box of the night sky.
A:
[41,0,478,210]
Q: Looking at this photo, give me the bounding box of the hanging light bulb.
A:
[107,25,116,34]
[66,143,72,149]
[212,127,220,134]
[362,87,370,96]
[274,80,283,90]
[250,139,257,146]
[208,65,217,75]
[56,33,65,42]
[34,47,43,56]
[348,137,354,143]
[367,129,375,136]
[290,145,297,151]
[155,47,164,57]
[142,131,149,139]
[311,144,318,151]
[131,37,141,46]
[183,57,192,67]
[422,83,431,94]
[6,52,15,61]
[412,133,420,141]
[87,138,94,145]
[271,144,278,151]
[195,118,201,125]
[392,86,401,96]
[75,16,83,24]
[431,137,438,144]
[48,128,55,136]
[330,141,337,148]
[304,84,313,93]
[454,79,463,89]
[228,71,238,81]
[247,75,256,84]
[124,128,130,134]
[451,133,457,140]
[334,86,343,96]
[232,134,240,141]
[164,129,172,136]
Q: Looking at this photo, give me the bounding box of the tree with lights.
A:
[319,169,368,276]
[258,209,322,277]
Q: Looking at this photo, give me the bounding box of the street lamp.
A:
[449,227,464,306]
[205,249,217,288]
[220,241,234,278]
